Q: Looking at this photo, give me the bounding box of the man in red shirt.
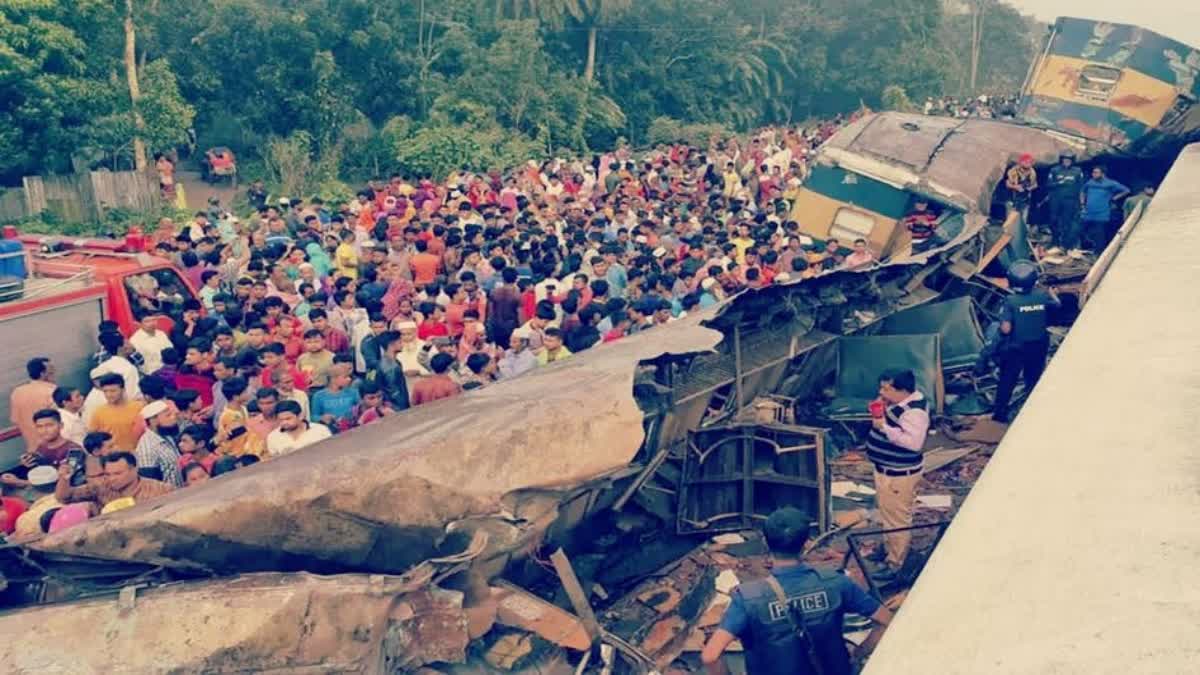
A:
[901,199,938,253]
[410,353,461,406]
[259,343,310,392]
[417,303,449,340]
[308,309,351,354]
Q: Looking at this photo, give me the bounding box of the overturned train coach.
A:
[1018,16,1200,157]
[0,114,1076,672]
[789,112,1069,258]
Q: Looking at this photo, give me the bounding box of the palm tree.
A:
[491,0,631,82]
[565,0,633,82]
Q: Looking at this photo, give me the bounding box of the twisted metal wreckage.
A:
[0,114,1077,672]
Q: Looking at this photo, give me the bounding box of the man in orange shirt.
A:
[9,357,56,453]
[410,239,441,286]
[88,373,145,452]
[426,225,447,256]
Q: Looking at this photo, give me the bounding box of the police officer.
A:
[701,507,893,675]
[1043,153,1084,251]
[991,260,1060,423]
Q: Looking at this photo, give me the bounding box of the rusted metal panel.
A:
[26,320,723,575]
[677,423,829,535]
[0,569,467,674]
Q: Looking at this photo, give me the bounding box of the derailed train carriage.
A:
[1019,17,1200,157]
[0,116,1084,671]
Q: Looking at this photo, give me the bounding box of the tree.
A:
[824,0,955,111]
[941,0,1040,95]
[123,0,148,171]
[1,0,1042,181]
[523,0,633,82]
[882,85,918,112]
[137,60,196,154]
[571,0,632,82]
[0,0,124,179]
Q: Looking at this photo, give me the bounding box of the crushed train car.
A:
[790,113,1070,258]
[1018,17,1200,157]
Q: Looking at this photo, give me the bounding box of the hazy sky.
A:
[1006,0,1200,48]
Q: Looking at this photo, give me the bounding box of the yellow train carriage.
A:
[1019,17,1200,156]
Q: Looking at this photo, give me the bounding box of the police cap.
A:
[763,506,811,555]
[1007,259,1039,291]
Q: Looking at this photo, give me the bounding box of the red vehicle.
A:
[0,230,199,468]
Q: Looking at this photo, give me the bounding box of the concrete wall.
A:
[863,144,1200,674]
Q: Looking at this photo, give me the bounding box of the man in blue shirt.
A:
[1075,166,1129,255]
[310,369,360,432]
[702,507,893,675]
[603,246,628,298]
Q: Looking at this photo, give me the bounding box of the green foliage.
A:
[0,0,124,179]
[391,123,542,178]
[394,125,480,179]
[16,201,187,238]
[646,117,731,147]
[263,131,330,202]
[881,85,917,113]
[82,59,196,168]
[139,60,197,154]
[312,178,355,206]
[1,0,1043,182]
[941,0,1041,94]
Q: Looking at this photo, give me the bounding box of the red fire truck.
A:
[0,230,199,468]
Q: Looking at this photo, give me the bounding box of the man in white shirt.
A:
[864,369,931,582]
[95,332,142,401]
[129,315,173,375]
[266,400,331,457]
[52,386,87,446]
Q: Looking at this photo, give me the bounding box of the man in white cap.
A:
[498,326,538,380]
[699,277,723,308]
[134,400,183,487]
[11,465,62,538]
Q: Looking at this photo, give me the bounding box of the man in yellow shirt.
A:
[730,223,756,265]
[722,162,743,198]
[88,373,145,452]
[334,229,359,280]
[536,328,572,366]
[217,376,266,459]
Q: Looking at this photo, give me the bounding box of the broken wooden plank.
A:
[975,230,1013,275]
[492,581,592,651]
[550,548,602,645]
[923,445,983,473]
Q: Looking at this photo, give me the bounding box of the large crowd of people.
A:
[1,98,1150,543]
[923,94,1021,120]
[2,118,896,537]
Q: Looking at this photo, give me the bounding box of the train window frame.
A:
[829,207,877,242]
[1077,64,1122,101]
